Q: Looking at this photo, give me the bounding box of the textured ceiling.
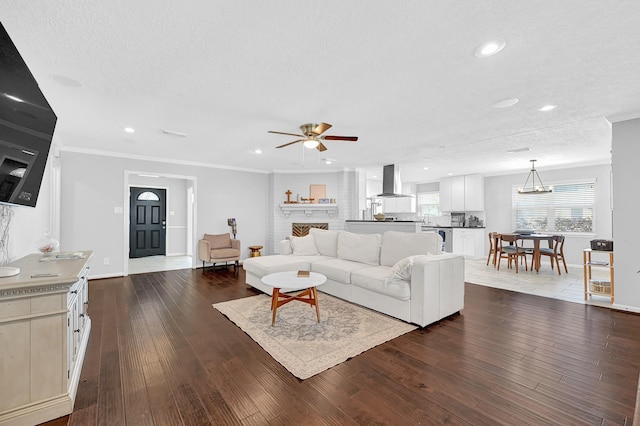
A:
[1,1,639,182]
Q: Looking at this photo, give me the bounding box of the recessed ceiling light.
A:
[124,127,135,133]
[253,149,262,154]
[492,98,519,108]
[423,167,430,170]
[4,93,24,102]
[474,39,506,57]
[538,105,557,112]
[325,160,333,165]
[447,172,453,176]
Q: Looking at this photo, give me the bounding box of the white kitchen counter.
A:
[345,221,423,234]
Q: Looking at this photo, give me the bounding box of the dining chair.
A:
[497,234,528,273]
[486,232,499,266]
[537,235,568,275]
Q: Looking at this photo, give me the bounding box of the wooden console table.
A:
[0,251,92,426]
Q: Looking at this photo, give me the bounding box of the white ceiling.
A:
[2,1,639,182]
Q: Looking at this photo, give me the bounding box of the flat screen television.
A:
[0,21,57,208]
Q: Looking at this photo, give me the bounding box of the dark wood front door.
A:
[129,187,166,258]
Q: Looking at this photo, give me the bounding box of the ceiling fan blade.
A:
[268,130,305,137]
[316,142,328,152]
[276,139,304,148]
[311,122,332,135]
[321,135,358,141]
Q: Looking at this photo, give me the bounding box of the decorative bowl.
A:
[36,236,59,255]
[374,213,386,221]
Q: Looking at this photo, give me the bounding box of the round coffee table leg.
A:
[271,288,280,326]
[312,286,320,322]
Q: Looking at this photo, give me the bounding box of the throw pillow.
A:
[309,228,339,257]
[291,234,319,256]
[337,231,382,266]
[385,255,424,285]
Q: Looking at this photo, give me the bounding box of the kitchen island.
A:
[345,220,424,234]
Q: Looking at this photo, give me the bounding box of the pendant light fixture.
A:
[517,160,552,194]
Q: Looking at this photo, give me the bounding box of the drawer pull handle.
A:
[74,329,80,333]
[70,290,78,294]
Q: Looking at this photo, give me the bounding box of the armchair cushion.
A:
[211,248,240,259]
[203,233,231,249]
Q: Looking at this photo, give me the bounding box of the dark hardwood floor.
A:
[41,267,640,425]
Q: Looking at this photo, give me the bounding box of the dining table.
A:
[516,233,555,273]
[491,233,555,273]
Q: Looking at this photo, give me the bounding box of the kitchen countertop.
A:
[422,226,486,229]
[346,220,422,223]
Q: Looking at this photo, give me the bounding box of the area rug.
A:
[213,294,416,379]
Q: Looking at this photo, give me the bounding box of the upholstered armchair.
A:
[198,233,241,270]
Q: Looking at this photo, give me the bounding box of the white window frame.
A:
[512,178,596,235]
[417,191,441,217]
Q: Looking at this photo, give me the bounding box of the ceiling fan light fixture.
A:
[517,160,553,194]
[303,139,319,149]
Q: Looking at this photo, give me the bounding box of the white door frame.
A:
[123,170,197,276]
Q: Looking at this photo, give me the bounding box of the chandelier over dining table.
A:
[517,160,552,194]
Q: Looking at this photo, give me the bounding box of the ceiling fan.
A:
[268,122,358,152]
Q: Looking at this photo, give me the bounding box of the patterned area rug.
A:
[213,293,416,379]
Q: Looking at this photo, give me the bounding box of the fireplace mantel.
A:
[279,203,338,218]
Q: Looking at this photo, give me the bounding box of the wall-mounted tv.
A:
[0,21,57,208]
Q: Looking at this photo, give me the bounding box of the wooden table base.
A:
[270,286,320,326]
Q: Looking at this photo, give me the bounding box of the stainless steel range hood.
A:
[376,164,411,198]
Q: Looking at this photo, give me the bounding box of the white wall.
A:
[5,144,58,262]
[484,163,612,266]
[59,151,269,278]
[611,117,640,312]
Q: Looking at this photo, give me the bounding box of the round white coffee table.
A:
[261,271,327,326]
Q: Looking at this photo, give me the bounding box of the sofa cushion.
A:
[309,228,339,257]
[291,234,319,256]
[203,233,231,249]
[242,254,331,277]
[211,248,240,259]
[380,231,441,267]
[351,266,410,301]
[311,258,370,285]
[337,231,382,266]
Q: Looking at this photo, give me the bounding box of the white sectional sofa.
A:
[242,228,465,328]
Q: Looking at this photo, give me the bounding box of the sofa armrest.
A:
[409,253,465,327]
[230,239,241,250]
[198,239,211,262]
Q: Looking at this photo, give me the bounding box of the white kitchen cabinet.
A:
[451,176,465,211]
[452,228,485,259]
[439,177,453,211]
[0,252,92,426]
[439,174,484,211]
[464,174,485,211]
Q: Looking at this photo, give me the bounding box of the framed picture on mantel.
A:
[309,184,326,204]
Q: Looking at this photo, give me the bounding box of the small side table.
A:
[248,245,263,257]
